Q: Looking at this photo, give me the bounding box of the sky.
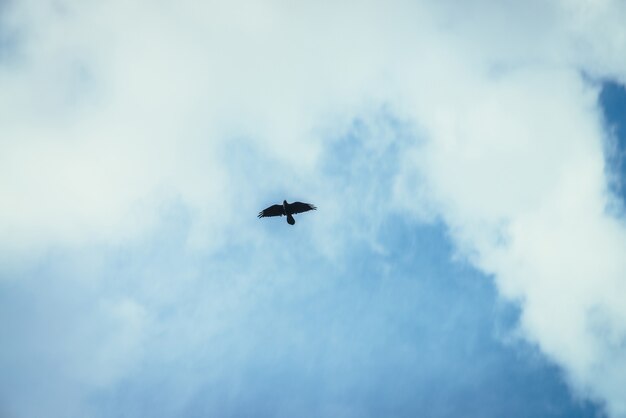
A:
[1,1,626,417]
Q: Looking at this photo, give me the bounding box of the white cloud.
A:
[391,3,626,416]
[395,66,626,414]
[2,0,626,416]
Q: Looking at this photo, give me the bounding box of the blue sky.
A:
[600,81,626,205]
[1,126,609,417]
[2,1,626,417]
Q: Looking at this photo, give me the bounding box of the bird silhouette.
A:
[258,200,317,225]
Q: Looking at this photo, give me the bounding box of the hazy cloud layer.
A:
[2,0,626,416]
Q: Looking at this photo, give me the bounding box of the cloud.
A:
[2,0,626,416]
[389,3,626,416]
[391,3,626,417]
[396,66,626,414]
[0,0,403,257]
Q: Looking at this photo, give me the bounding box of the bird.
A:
[258,200,317,225]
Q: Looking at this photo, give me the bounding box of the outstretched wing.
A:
[258,204,284,218]
[287,201,317,214]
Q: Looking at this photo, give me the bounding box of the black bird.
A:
[258,200,317,225]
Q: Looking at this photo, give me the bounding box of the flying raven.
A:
[258,200,317,225]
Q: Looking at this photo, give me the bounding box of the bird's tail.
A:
[287,214,295,225]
